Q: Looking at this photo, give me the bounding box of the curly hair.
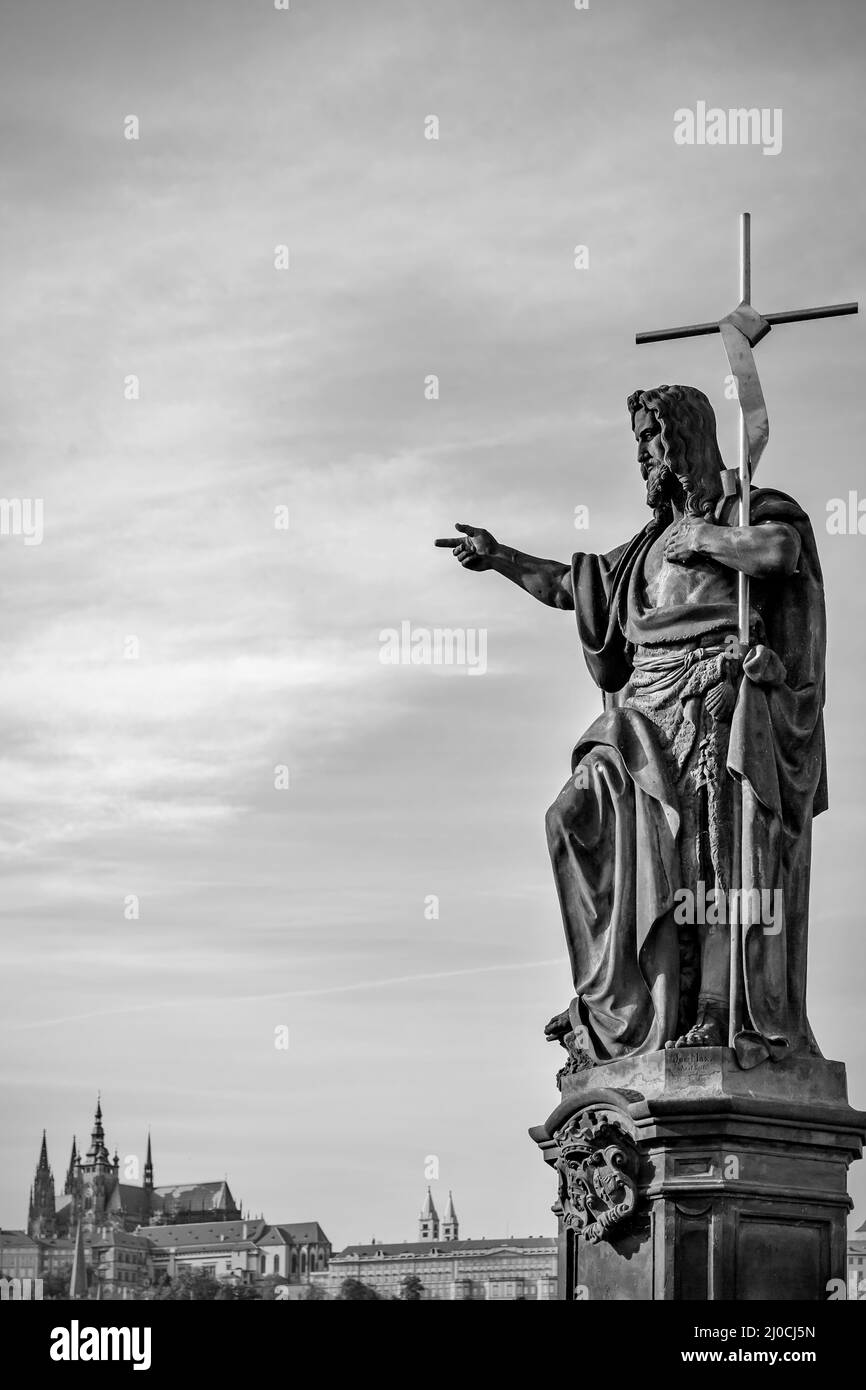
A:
[627,385,725,521]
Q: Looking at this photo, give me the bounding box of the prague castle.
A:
[27,1097,241,1240]
[7,1106,550,1300]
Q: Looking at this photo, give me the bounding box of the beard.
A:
[642,459,684,513]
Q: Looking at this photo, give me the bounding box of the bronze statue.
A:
[436,384,827,1068]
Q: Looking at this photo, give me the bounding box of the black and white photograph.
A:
[1,0,864,1369]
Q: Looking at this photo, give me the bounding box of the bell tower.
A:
[81,1095,112,1232]
[441,1190,459,1241]
[418,1186,439,1241]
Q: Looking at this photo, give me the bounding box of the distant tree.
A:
[304,1282,328,1301]
[137,1272,173,1301]
[172,1269,222,1301]
[142,1268,240,1301]
[216,1277,259,1301]
[399,1274,424,1301]
[42,1274,70,1300]
[256,1274,293,1301]
[338,1277,382,1301]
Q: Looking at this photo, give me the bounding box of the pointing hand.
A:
[434,523,499,572]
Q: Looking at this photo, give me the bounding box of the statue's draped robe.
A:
[546,488,826,1066]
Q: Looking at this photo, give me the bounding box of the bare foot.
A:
[544,1010,571,1043]
[664,1004,728,1049]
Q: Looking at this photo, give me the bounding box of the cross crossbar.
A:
[636,300,857,345]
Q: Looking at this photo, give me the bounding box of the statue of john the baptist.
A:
[437,385,827,1068]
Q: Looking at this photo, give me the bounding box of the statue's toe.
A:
[544,1010,571,1040]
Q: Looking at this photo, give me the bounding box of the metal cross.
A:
[635,212,858,1052]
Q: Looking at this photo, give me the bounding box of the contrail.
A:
[5,958,567,1030]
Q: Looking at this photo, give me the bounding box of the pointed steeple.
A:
[65,1137,78,1194]
[143,1131,154,1190]
[29,1133,56,1238]
[86,1094,110,1169]
[442,1190,459,1241]
[419,1186,439,1241]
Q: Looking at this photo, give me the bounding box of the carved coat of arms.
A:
[553,1108,640,1244]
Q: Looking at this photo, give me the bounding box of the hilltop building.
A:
[7,1098,329,1299]
[312,1191,557,1300]
[26,1098,240,1241]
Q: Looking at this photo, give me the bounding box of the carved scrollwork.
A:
[553,1107,640,1244]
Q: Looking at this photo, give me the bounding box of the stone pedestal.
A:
[529,1048,866,1301]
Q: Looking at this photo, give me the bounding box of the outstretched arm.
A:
[435,524,574,609]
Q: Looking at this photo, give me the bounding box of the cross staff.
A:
[636,212,858,1050]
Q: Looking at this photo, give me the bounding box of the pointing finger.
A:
[434,538,462,548]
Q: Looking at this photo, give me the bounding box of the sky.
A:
[1,0,865,1247]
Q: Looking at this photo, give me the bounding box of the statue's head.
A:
[627,385,725,524]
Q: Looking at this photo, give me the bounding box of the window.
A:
[273,1254,280,1274]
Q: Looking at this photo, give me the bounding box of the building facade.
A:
[312,1191,557,1300]
[142,1218,330,1288]
[847,1220,866,1299]
[0,1231,41,1285]
[3,1217,331,1300]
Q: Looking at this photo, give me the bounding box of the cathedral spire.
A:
[65,1137,78,1194]
[144,1131,154,1190]
[86,1094,109,1167]
[28,1133,56,1238]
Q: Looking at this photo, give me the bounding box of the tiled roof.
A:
[107,1183,149,1214]
[335,1237,556,1258]
[91,1230,151,1251]
[260,1222,330,1246]
[141,1219,266,1249]
[0,1230,38,1248]
[151,1181,235,1214]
